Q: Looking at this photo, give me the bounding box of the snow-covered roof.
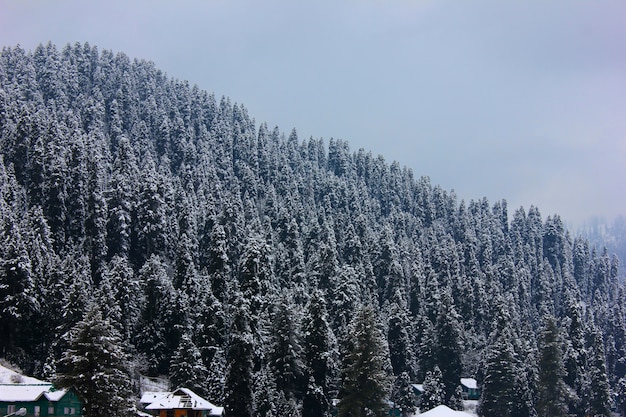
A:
[418,405,474,417]
[0,363,71,403]
[0,384,69,403]
[460,378,478,390]
[412,383,424,392]
[44,389,70,402]
[140,391,169,405]
[144,388,223,416]
[0,385,50,402]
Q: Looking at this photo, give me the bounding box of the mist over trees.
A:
[0,42,624,416]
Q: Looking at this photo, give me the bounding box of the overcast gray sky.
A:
[1,0,625,225]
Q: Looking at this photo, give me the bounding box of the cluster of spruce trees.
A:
[1,42,625,417]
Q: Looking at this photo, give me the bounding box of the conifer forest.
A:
[1,43,625,417]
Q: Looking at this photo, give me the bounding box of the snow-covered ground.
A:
[462,400,478,415]
[0,362,46,384]
[138,375,169,394]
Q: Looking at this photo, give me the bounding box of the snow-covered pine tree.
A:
[303,376,330,417]
[169,332,209,397]
[302,289,334,417]
[134,255,176,375]
[392,371,416,417]
[562,291,587,415]
[434,289,463,408]
[478,330,519,417]
[238,233,274,335]
[253,365,279,417]
[55,303,135,417]
[338,303,390,417]
[536,315,568,417]
[269,291,305,399]
[205,347,226,405]
[387,292,417,379]
[224,293,254,417]
[616,377,626,417]
[585,325,611,417]
[419,366,445,412]
[0,221,38,359]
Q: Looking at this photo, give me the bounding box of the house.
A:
[141,388,223,417]
[0,384,82,417]
[459,378,479,400]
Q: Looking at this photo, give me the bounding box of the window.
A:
[7,405,16,414]
[70,408,75,415]
[49,407,55,415]
[34,406,41,417]
[64,407,70,415]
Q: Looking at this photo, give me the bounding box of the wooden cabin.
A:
[460,378,480,400]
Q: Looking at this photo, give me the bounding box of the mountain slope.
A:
[0,42,623,415]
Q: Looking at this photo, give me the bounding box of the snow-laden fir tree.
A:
[303,376,330,417]
[205,347,226,405]
[302,289,334,417]
[585,326,611,417]
[434,289,463,408]
[238,233,274,335]
[536,315,568,417]
[133,255,176,375]
[269,291,305,400]
[0,221,38,357]
[55,302,135,417]
[478,330,519,417]
[169,332,209,397]
[392,371,416,417]
[253,365,279,417]
[562,291,587,416]
[338,303,390,417]
[387,291,417,379]
[419,366,445,412]
[224,293,254,417]
[616,377,626,417]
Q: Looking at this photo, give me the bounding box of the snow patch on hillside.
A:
[0,361,46,384]
[139,375,169,394]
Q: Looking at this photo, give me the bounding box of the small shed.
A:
[142,388,223,417]
[459,378,480,400]
[0,384,82,417]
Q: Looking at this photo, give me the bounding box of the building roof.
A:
[0,384,69,403]
[460,378,478,390]
[144,388,223,416]
[140,391,169,405]
[418,405,474,417]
